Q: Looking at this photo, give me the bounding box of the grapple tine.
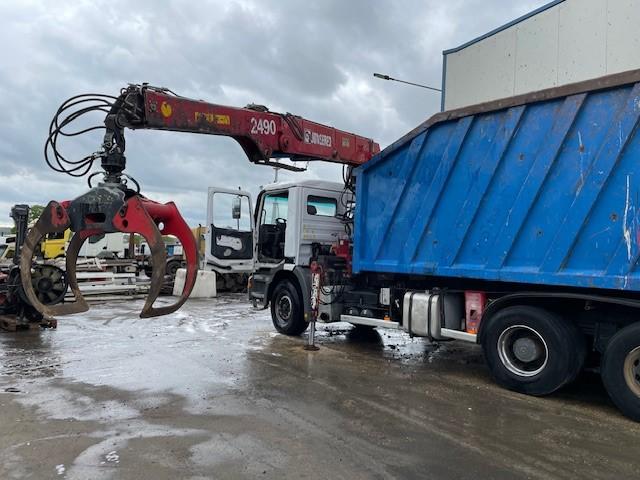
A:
[137,200,199,318]
[110,196,170,318]
[62,233,93,313]
[140,228,169,317]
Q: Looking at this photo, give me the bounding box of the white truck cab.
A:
[206,180,350,332]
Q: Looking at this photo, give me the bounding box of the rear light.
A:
[465,291,487,334]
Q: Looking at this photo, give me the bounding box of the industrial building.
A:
[442,0,640,110]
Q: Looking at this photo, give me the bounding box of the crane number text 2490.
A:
[250,118,277,135]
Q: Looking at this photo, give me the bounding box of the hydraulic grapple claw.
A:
[21,188,199,321]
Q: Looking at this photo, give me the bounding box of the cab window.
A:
[261,192,289,225]
[212,193,252,232]
[306,195,337,217]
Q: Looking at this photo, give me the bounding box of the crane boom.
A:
[26,83,380,323]
[111,85,380,171]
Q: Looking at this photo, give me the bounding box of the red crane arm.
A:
[116,86,380,169]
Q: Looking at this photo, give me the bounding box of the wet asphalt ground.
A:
[0,293,638,479]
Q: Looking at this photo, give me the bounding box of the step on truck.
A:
[205,69,640,421]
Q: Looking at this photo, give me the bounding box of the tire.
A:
[601,322,640,421]
[270,280,308,336]
[166,260,181,277]
[481,305,585,396]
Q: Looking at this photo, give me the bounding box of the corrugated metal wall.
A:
[443,0,640,110]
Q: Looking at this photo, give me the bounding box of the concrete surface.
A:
[0,294,638,479]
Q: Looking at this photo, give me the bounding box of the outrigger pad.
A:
[20,189,199,321]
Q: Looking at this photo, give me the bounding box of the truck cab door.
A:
[205,187,255,273]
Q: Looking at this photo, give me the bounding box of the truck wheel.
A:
[270,280,308,336]
[601,322,640,421]
[481,306,584,396]
[166,259,181,277]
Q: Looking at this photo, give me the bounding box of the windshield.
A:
[261,192,289,225]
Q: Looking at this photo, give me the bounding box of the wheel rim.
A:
[623,346,640,397]
[497,325,549,377]
[275,293,292,326]
[32,265,67,305]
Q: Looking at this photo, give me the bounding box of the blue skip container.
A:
[354,70,640,292]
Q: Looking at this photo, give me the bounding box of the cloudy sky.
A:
[0,0,548,226]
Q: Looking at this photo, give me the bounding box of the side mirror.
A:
[232,196,242,220]
[307,205,317,215]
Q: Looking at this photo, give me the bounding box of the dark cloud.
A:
[0,0,546,225]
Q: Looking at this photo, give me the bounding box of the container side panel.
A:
[441,106,526,266]
[455,100,562,266]
[374,123,457,264]
[358,136,422,265]
[568,134,640,275]
[505,87,631,268]
[400,117,475,269]
[408,109,521,269]
[541,84,640,277]
[354,78,640,291]
[486,94,587,270]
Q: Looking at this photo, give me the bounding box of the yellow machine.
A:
[41,230,69,259]
[41,229,126,259]
[191,225,206,257]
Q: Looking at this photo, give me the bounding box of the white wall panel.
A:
[557,0,607,84]
[445,30,516,110]
[607,0,640,73]
[513,7,559,94]
[443,0,640,110]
